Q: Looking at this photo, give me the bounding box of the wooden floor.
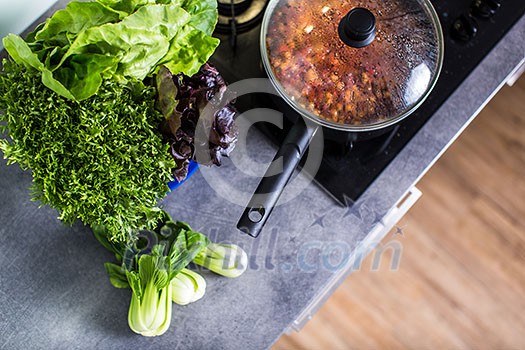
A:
[273,76,525,350]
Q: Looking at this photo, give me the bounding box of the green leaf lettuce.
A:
[2,0,219,100]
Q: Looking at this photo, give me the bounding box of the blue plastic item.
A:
[167,160,199,191]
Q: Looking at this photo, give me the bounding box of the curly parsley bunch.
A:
[0,60,176,242]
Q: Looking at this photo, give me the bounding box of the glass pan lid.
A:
[261,0,444,130]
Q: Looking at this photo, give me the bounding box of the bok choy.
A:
[170,268,206,305]
[127,245,173,337]
[99,211,247,336]
[193,243,248,278]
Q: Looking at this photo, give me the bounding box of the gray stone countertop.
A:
[0,2,524,349]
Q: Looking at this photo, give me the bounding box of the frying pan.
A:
[237,0,444,237]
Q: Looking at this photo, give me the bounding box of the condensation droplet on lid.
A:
[304,25,314,34]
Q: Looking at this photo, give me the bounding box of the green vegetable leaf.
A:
[63,26,168,81]
[118,3,190,38]
[62,3,194,80]
[35,2,120,42]
[140,246,170,291]
[104,262,130,289]
[158,25,219,77]
[92,225,119,254]
[40,69,76,99]
[3,34,45,69]
[3,34,75,99]
[96,0,157,16]
[126,269,143,299]
[181,0,218,36]
[156,66,182,135]
[166,224,209,280]
[25,22,46,43]
[54,53,119,100]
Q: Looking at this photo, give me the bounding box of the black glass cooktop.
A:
[210,0,525,205]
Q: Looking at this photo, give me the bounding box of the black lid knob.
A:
[338,8,376,48]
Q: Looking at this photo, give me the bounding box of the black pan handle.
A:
[237,121,319,237]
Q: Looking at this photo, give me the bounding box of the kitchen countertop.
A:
[0,2,524,349]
